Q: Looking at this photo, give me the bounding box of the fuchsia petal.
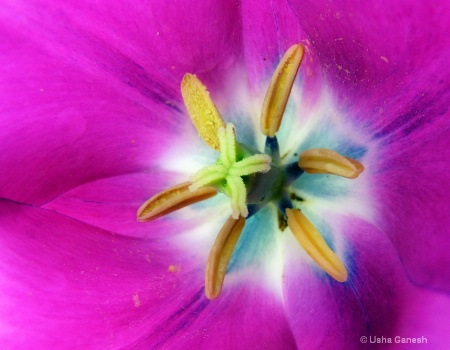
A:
[0,199,208,348]
[0,0,245,206]
[0,3,174,205]
[43,165,230,239]
[283,216,450,348]
[42,172,200,238]
[373,125,450,292]
[282,218,398,349]
[385,287,450,349]
[288,1,450,292]
[0,200,295,349]
[239,0,304,89]
[288,1,450,100]
[0,200,178,348]
[146,282,296,349]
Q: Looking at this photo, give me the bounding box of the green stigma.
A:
[189,123,271,218]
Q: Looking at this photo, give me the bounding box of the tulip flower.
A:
[1,1,449,349]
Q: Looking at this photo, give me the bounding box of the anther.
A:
[205,215,246,300]
[260,44,304,137]
[298,148,364,179]
[181,73,225,150]
[137,182,217,222]
[286,208,348,282]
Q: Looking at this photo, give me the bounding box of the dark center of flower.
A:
[137,44,364,300]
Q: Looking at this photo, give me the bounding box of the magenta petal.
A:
[282,220,393,348]
[142,0,244,81]
[283,263,368,349]
[0,0,246,206]
[0,200,168,347]
[374,126,450,292]
[0,200,295,348]
[0,4,180,205]
[239,1,303,87]
[0,199,203,348]
[282,217,450,348]
[286,1,450,292]
[288,1,450,96]
[388,287,450,349]
[43,169,228,238]
[42,172,192,238]
[148,282,296,349]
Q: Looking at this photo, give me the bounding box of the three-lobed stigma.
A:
[189,123,271,219]
[138,44,364,300]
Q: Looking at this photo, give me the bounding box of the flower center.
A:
[189,123,271,219]
[138,44,364,300]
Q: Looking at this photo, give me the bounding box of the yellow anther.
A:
[137,181,217,222]
[205,215,246,300]
[298,148,364,179]
[260,44,304,137]
[181,74,225,150]
[286,208,348,282]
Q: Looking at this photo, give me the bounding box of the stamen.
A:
[260,44,304,137]
[298,148,364,179]
[205,215,246,300]
[137,182,217,222]
[181,73,225,150]
[286,208,348,282]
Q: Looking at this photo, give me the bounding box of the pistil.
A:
[189,123,271,218]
